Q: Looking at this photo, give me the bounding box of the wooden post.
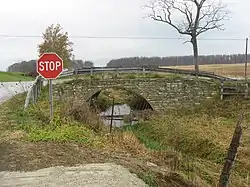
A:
[219,114,243,187]
[220,81,224,101]
[75,68,78,75]
[109,97,115,134]
[90,67,93,79]
[32,87,35,104]
[102,71,104,80]
[142,67,145,77]
[37,79,40,96]
[34,84,38,103]
[245,83,249,99]
[39,78,42,93]
[115,68,118,78]
[37,81,40,100]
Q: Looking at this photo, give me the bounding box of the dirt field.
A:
[163,63,250,77]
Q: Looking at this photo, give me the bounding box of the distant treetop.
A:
[106,54,249,68]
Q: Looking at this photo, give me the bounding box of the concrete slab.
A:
[0,163,148,187]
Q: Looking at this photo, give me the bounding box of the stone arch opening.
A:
[86,87,154,112]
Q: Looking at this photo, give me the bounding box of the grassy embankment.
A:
[0,74,250,186]
[0,71,34,82]
[164,63,250,78]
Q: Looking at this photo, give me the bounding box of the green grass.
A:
[1,89,104,147]
[23,120,99,144]
[0,71,34,82]
[136,172,158,187]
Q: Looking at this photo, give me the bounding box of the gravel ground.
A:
[0,163,148,187]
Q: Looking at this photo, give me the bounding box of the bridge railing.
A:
[23,70,75,109]
[58,70,75,77]
[23,66,239,109]
[75,66,238,81]
[24,75,44,109]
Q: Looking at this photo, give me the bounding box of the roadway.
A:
[0,79,72,104]
[0,81,33,104]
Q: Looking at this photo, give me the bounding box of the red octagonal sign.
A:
[37,53,64,79]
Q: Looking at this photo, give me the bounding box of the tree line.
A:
[106,54,249,68]
[8,53,249,73]
[7,59,94,74]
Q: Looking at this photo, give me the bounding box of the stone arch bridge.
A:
[55,77,220,111]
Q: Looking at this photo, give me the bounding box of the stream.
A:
[99,104,137,127]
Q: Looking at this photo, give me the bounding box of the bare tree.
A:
[144,0,229,73]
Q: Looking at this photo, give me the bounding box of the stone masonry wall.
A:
[54,78,220,111]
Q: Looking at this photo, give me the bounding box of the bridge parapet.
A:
[54,77,220,111]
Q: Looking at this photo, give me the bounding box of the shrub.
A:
[126,114,230,163]
[61,98,104,132]
[92,95,111,112]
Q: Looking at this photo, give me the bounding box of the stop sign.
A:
[37,53,63,79]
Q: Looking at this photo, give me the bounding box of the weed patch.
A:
[136,172,158,187]
[1,91,105,146]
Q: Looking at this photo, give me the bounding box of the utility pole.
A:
[245,38,249,81]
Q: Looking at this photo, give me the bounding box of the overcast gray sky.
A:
[0,0,249,70]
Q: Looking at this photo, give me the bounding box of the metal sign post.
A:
[36,53,63,120]
[49,79,53,119]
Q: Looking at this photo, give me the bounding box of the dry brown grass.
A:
[105,131,149,156]
[126,98,250,187]
[59,97,105,133]
[162,63,250,77]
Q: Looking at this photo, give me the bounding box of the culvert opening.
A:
[86,88,153,127]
